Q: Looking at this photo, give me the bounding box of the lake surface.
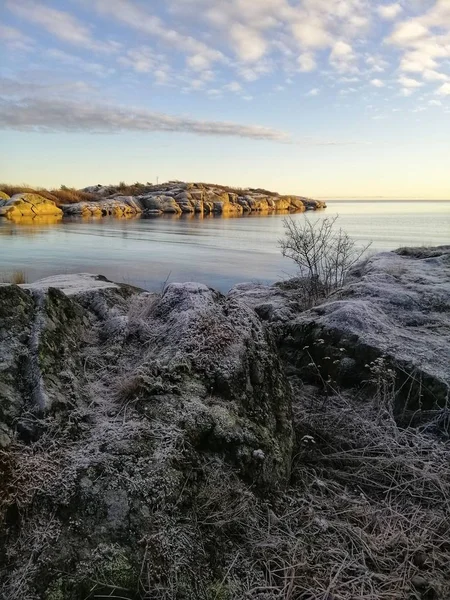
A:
[1,201,449,292]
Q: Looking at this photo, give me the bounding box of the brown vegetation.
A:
[0,271,27,285]
[0,181,283,209]
[0,184,102,207]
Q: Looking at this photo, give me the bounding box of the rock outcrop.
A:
[0,274,292,599]
[62,196,143,218]
[0,193,63,220]
[233,246,450,412]
[61,182,326,218]
[2,248,449,600]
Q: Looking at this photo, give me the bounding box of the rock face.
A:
[0,193,63,220]
[233,246,450,412]
[2,249,448,599]
[62,196,142,218]
[0,275,292,599]
[61,182,326,218]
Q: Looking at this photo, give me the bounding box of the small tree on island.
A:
[280,215,371,305]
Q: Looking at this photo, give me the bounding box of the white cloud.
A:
[0,96,290,141]
[118,46,163,74]
[0,24,33,51]
[229,23,267,62]
[400,53,438,74]
[370,78,385,88]
[167,0,371,80]
[223,81,243,93]
[429,99,442,106]
[377,3,402,20]
[88,0,225,68]
[47,49,115,77]
[398,75,423,88]
[436,82,450,96]
[330,40,357,73]
[238,61,273,81]
[387,1,450,92]
[298,52,317,72]
[366,55,388,73]
[190,79,206,90]
[292,19,330,49]
[423,70,449,82]
[306,88,320,96]
[389,21,429,45]
[0,77,96,99]
[206,89,222,98]
[186,54,213,71]
[6,0,118,52]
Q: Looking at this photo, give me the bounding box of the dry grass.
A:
[0,440,61,522]
[0,184,102,206]
[0,271,28,284]
[241,389,450,600]
[115,181,151,196]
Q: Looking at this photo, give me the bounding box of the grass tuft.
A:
[0,271,28,284]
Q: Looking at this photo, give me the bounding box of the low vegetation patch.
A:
[280,215,371,305]
[0,184,102,207]
[0,271,27,284]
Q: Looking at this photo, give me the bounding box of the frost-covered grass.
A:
[3,360,449,599]
[1,262,449,600]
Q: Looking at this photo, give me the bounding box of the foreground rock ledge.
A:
[0,247,449,599]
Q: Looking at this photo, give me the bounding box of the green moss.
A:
[206,580,233,600]
[99,553,137,590]
[44,552,138,600]
[44,578,65,600]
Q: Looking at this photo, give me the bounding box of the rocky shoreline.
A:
[0,246,449,599]
[0,182,326,220]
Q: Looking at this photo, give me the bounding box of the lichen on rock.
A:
[0,193,63,220]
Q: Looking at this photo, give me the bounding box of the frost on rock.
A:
[0,275,293,599]
[278,246,450,410]
[1,248,449,600]
[21,273,121,296]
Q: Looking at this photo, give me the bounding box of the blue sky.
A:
[1,0,449,198]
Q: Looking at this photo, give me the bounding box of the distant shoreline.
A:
[322,198,450,202]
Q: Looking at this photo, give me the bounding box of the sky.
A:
[1,0,449,199]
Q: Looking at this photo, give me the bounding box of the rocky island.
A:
[0,246,449,599]
[0,181,326,220]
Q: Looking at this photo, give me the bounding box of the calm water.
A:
[1,201,449,292]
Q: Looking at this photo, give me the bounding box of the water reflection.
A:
[1,202,448,292]
[0,214,63,236]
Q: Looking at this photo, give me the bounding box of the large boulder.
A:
[233,247,450,412]
[286,196,307,211]
[61,197,142,217]
[140,194,182,214]
[0,276,293,599]
[0,193,63,219]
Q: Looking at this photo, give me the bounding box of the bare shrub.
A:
[280,215,371,305]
